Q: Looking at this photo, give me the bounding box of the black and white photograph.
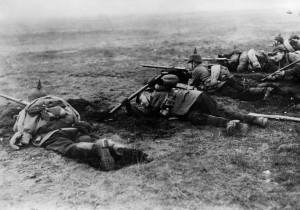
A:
[0,0,300,209]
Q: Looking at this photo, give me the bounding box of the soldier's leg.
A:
[101,138,151,165]
[217,83,241,99]
[246,87,274,100]
[42,133,115,171]
[189,92,218,115]
[215,106,268,127]
[186,111,241,136]
[248,49,261,70]
[236,52,249,72]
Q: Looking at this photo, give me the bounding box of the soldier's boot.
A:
[103,138,151,164]
[93,139,116,171]
[206,115,239,136]
[237,122,250,136]
[65,141,115,171]
[252,117,268,128]
[222,108,267,128]
[206,115,230,127]
[225,120,240,136]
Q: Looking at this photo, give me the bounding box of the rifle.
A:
[261,59,300,81]
[248,112,300,122]
[183,58,229,62]
[106,71,168,117]
[142,64,191,84]
[0,93,30,106]
[142,64,188,72]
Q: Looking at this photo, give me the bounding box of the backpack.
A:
[13,95,80,138]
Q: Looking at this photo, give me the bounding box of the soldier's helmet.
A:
[274,35,284,44]
[161,74,179,87]
[28,80,47,101]
[73,121,93,135]
[289,34,300,40]
[188,53,202,63]
[269,44,287,56]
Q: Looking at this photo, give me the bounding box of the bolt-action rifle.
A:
[95,71,169,121]
[261,59,300,81]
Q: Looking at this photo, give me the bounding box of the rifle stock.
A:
[249,112,300,122]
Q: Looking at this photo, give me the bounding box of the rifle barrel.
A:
[202,57,228,61]
[108,73,165,114]
[0,93,30,106]
[142,64,187,71]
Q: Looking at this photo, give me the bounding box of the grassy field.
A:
[0,10,300,210]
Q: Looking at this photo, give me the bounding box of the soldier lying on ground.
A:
[187,52,275,101]
[217,47,277,73]
[261,44,300,103]
[267,44,300,81]
[9,92,150,171]
[122,74,268,136]
[282,34,300,52]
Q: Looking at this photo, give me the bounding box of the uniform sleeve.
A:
[285,53,300,76]
[284,64,300,76]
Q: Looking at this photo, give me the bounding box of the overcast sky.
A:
[0,0,299,20]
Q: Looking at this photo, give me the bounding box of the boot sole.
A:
[99,140,115,171]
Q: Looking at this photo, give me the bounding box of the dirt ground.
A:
[0,10,300,210]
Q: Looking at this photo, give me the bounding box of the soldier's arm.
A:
[284,63,300,76]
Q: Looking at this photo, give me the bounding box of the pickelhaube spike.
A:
[28,80,46,101]
[193,48,197,54]
[37,80,42,90]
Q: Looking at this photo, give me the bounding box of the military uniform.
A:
[189,54,273,101]
[127,75,268,136]
[219,49,276,73]
[283,34,300,52]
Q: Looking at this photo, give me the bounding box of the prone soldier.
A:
[123,74,268,136]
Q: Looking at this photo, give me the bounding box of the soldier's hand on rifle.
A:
[121,98,130,106]
[267,75,276,80]
[147,76,158,87]
[275,71,285,76]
